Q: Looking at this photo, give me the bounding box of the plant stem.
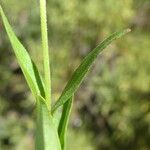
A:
[40,0,51,110]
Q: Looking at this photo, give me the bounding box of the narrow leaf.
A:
[58,97,73,150]
[36,95,61,150]
[52,29,131,112]
[0,6,45,98]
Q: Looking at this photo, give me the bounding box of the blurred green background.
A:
[0,0,150,150]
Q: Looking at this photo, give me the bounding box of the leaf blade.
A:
[52,29,131,112]
[0,6,45,98]
[58,97,73,150]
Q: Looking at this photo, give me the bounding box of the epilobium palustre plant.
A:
[0,0,131,149]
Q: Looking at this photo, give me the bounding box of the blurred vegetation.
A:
[0,0,149,150]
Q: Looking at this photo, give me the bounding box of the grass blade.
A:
[0,6,45,98]
[52,29,131,112]
[58,97,73,150]
[36,95,61,150]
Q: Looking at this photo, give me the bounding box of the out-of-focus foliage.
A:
[67,129,94,150]
[0,0,149,150]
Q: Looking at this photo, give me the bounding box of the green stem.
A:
[40,0,51,110]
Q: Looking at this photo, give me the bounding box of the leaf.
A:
[36,95,61,150]
[52,29,131,112]
[52,97,73,150]
[0,6,45,98]
[58,97,73,150]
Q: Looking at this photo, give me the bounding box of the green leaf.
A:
[58,97,73,150]
[0,6,45,98]
[52,29,131,112]
[36,95,61,150]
